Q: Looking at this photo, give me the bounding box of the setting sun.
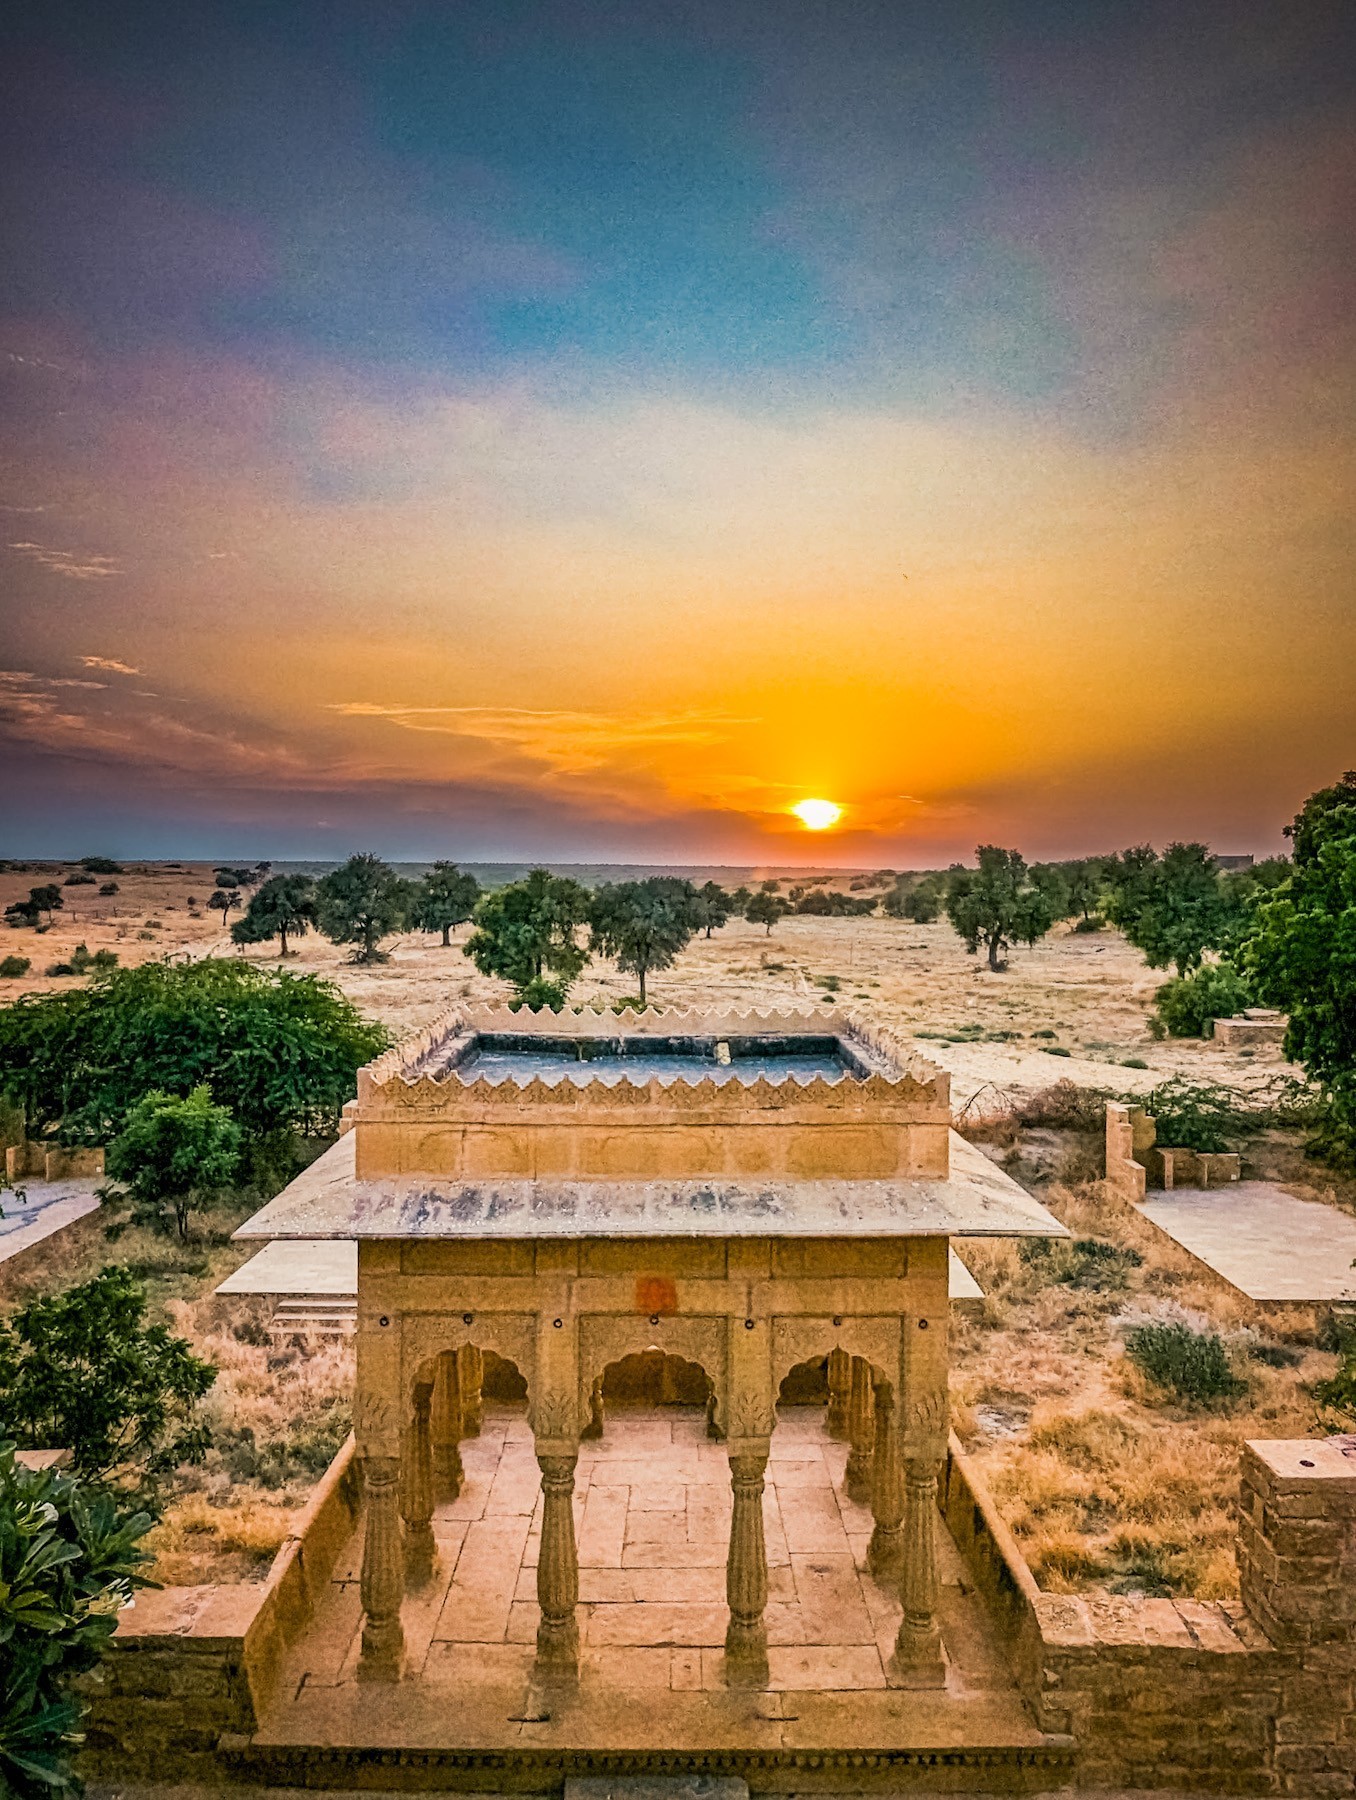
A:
[792,798,843,831]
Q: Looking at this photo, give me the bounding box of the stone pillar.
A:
[458,1342,484,1437]
[725,1444,771,1686]
[581,1375,605,1441]
[826,1347,851,1440]
[535,1450,580,1680]
[845,1355,876,1503]
[400,1379,436,1585]
[1237,1435,1356,1793]
[868,1375,905,1583]
[891,1457,946,1688]
[358,1455,405,1681]
[431,1350,464,1497]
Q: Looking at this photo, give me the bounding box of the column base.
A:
[889,1621,947,1690]
[845,1450,872,1504]
[535,1615,580,1682]
[357,1617,405,1683]
[723,1620,769,1689]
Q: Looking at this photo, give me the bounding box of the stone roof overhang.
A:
[235,1132,1067,1243]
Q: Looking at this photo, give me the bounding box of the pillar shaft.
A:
[400,1379,436,1585]
[845,1355,876,1503]
[358,1455,405,1681]
[826,1347,851,1440]
[891,1457,946,1688]
[868,1376,905,1583]
[431,1350,464,1496]
[458,1343,484,1437]
[724,1445,770,1686]
[535,1450,580,1679]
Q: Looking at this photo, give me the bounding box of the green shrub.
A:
[62,873,95,887]
[0,1444,154,1797]
[1146,1076,1243,1152]
[1153,963,1253,1038]
[1124,1322,1245,1403]
[0,956,30,978]
[1072,914,1105,933]
[1043,1045,1072,1057]
[0,1267,216,1481]
[78,856,122,875]
[98,880,119,895]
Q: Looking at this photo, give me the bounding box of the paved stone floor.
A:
[1139,1181,1356,1302]
[261,1406,1041,1758]
[0,1177,100,1264]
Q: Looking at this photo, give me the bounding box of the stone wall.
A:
[78,1433,362,1781]
[1103,1101,1240,1195]
[945,1431,1356,1793]
[4,1139,105,1181]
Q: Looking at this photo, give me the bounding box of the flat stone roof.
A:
[235,1131,1065,1243]
[1139,1182,1356,1303]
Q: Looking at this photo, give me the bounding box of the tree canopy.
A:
[106,1085,241,1238]
[745,891,783,934]
[463,869,592,1005]
[689,880,732,938]
[410,862,481,946]
[230,871,317,956]
[0,958,388,1147]
[945,846,1054,970]
[589,877,699,1006]
[1238,771,1356,1157]
[1105,842,1236,976]
[314,852,410,963]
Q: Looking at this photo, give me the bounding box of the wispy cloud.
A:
[328,703,757,776]
[8,542,120,580]
[80,655,140,675]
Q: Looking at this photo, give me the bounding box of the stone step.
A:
[268,1298,358,1336]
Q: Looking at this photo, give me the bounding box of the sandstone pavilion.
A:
[222,1004,1087,1782]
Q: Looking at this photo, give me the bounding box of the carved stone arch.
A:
[578,1314,726,1421]
[402,1311,537,1404]
[769,1315,901,1402]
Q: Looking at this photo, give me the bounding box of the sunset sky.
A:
[2,1,1352,865]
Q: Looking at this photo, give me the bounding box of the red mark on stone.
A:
[636,1275,677,1315]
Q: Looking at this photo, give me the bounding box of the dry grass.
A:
[955,1165,1338,1600]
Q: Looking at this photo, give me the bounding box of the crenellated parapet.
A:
[346,1004,951,1182]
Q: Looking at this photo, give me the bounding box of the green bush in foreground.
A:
[1125,1321,1245,1403]
[0,1444,154,1797]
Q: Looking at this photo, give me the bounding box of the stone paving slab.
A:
[0,1178,100,1265]
[1138,1181,1356,1301]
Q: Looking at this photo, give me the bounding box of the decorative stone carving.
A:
[724,1446,770,1687]
[891,1457,946,1688]
[579,1314,726,1404]
[845,1355,876,1502]
[867,1374,904,1582]
[358,1456,405,1681]
[535,1450,580,1680]
[769,1316,900,1400]
[403,1314,535,1401]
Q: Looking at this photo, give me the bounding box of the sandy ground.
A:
[0,861,1288,1107]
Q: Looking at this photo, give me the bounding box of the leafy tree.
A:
[213,866,255,889]
[589,878,699,1007]
[689,880,732,938]
[98,880,119,896]
[106,1086,240,1239]
[208,886,242,927]
[410,862,481,946]
[1238,771,1356,1157]
[464,869,591,1000]
[945,846,1054,971]
[1105,842,1235,976]
[314,852,410,963]
[884,874,945,922]
[5,900,40,929]
[745,891,782,935]
[0,1267,216,1480]
[78,855,122,875]
[231,872,317,956]
[1065,858,1105,922]
[0,1445,153,1797]
[0,958,388,1149]
[28,887,63,923]
[1030,862,1072,920]
[729,885,752,910]
[760,879,781,893]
